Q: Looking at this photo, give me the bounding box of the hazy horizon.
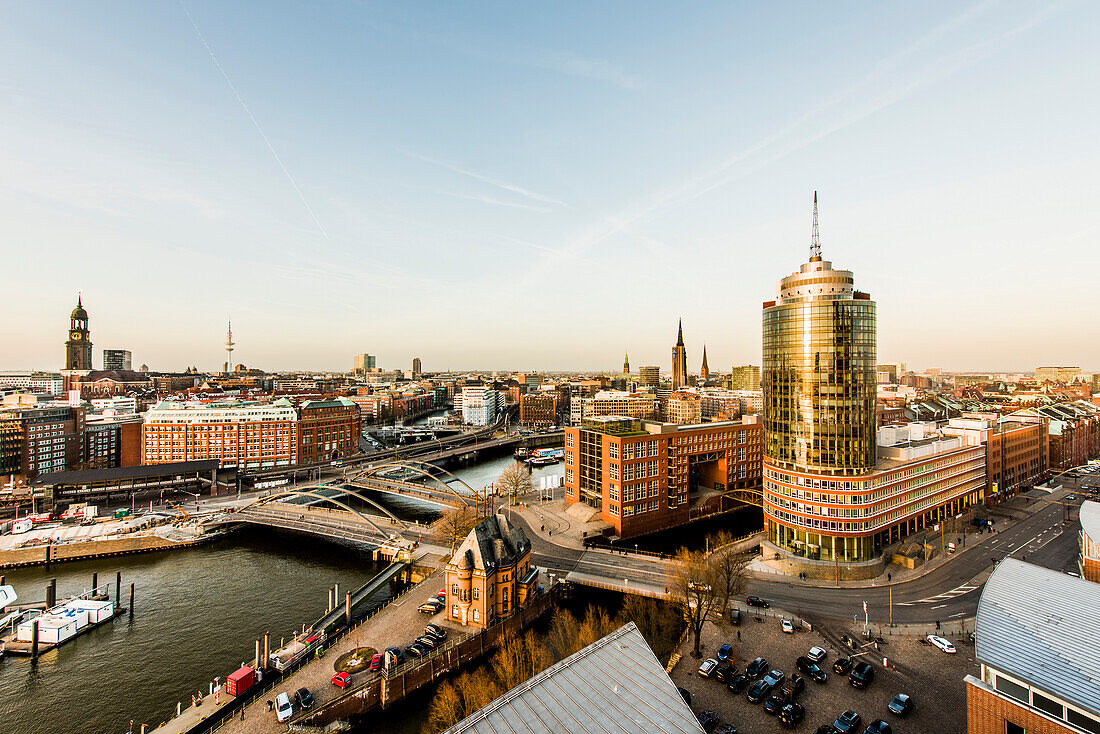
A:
[3,2,1098,374]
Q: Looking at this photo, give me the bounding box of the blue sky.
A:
[1,1,1097,373]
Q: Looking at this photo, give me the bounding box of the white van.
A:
[275,692,294,722]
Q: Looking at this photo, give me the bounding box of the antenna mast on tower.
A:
[224,319,235,373]
[810,191,821,260]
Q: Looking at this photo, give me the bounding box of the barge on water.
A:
[0,585,125,656]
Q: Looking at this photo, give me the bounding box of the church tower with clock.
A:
[65,294,93,370]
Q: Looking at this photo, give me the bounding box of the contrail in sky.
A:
[180,1,328,238]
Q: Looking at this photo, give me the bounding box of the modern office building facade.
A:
[762,241,983,570]
[730,365,761,390]
[460,385,500,426]
[1081,501,1100,584]
[0,405,86,479]
[352,354,376,374]
[102,349,132,371]
[638,366,661,389]
[519,392,559,427]
[563,415,762,539]
[568,391,658,425]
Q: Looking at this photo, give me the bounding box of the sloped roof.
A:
[443,622,704,734]
[449,513,530,574]
[975,559,1100,715]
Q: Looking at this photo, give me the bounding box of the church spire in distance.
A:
[676,318,684,346]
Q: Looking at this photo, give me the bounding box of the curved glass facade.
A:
[762,298,877,475]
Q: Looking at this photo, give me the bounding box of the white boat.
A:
[0,585,16,610]
[15,598,115,645]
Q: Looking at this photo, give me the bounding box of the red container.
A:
[225,666,254,697]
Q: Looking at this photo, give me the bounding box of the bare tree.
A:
[436,503,480,553]
[496,460,533,505]
[668,547,723,658]
[708,531,753,615]
[423,679,465,733]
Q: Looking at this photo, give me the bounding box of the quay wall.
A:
[302,586,561,726]
[0,532,211,569]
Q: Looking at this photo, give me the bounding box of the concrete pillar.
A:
[116,571,121,607]
[345,592,351,626]
[263,633,269,669]
[129,583,135,618]
[45,544,50,569]
[328,587,334,612]
[334,582,339,606]
[92,572,98,595]
[31,619,39,659]
[255,639,260,668]
[177,702,181,717]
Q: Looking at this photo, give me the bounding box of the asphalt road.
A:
[513,490,1085,624]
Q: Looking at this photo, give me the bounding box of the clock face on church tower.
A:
[70,331,82,341]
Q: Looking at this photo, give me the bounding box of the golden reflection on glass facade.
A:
[762,299,877,475]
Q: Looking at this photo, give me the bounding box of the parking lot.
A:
[670,611,978,733]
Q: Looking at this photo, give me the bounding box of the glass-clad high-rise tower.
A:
[761,255,877,475]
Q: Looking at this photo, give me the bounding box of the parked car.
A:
[384,646,405,665]
[849,662,875,689]
[677,687,691,706]
[747,679,773,703]
[726,674,751,693]
[814,727,836,734]
[863,719,893,734]
[887,693,913,717]
[927,635,957,653]
[746,657,769,678]
[729,608,742,625]
[698,658,720,678]
[763,670,786,688]
[832,710,863,734]
[747,596,770,608]
[331,671,352,688]
[783,674,805,698]
[713,662,734,683]
[696,710,721,733]
[833,657,854,675]
[796,656,827,683]
[781,619,795,633]
[778,702,806,729]
[717,643,733,660]
[405,643,428,658]
[369,653,384,671]
[419,600,443,614]
[294,688,314,710]
[425,623,447,640]
[415,635,438,650]
[275,692,294,722]
[713,724,738,734]
[764,691,791,715]
[807,646,827,662]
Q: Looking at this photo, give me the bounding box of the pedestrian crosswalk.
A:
[895,579,982,606]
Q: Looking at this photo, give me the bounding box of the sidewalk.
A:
[748,487,1069,590]
[505,494,604,551]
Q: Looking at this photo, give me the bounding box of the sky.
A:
[1,1,1098,374]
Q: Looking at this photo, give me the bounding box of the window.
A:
[1031,692,1064,719]
[451,584,458,595]
[995,676,1029,705]
[609,504,620,516]
[1068,709,1100,734]
[1004,723,1024,734]
[609,485,619,501]
[609,443,619,459]
[566,433,574,448]
[472,588,480,600]
[566,468,574,483]
[472,609,480,622]
[609,464,619,480]
[452,605,460,619]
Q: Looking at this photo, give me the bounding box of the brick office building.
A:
[967,559,1100,734]
[943,415,1049,505]
[563,415,762,539]
[296,398,361,465]
[444,514,538,629]
[84,413,143,469]
[142,399,299,470]
[519,392,559,427]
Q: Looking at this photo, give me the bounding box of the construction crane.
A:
[164,500,190,521]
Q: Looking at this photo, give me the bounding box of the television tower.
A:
[224,319,235,374]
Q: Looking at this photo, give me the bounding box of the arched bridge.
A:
[346,459,484,510]
[205,483,417,552]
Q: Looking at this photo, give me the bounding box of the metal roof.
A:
[975,558,1100,716]
[1081,501,1100,544]
[31,460,221,486]
[443,622,705,734]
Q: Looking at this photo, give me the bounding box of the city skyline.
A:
[2,2,1099,371]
